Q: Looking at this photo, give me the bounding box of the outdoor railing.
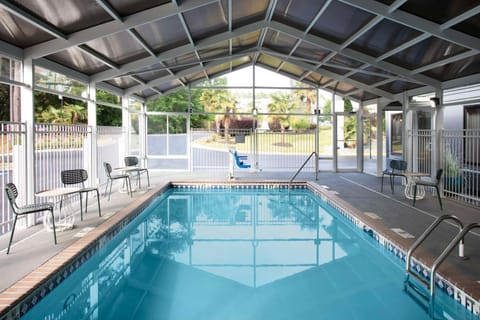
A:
[0,122,26,236]
[442,129,480,206]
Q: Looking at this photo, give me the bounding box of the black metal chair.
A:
[124,156,150,188]
[61,169,101,221]
[381,159,407,193]
[103,162,132,200]
[413,169,444,210]
[4,183,57,254]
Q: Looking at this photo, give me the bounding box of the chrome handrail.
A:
[404,214,465,314]
[288,151,318,191]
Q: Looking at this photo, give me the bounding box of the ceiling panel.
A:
[453,14,480,38]
[12,0,111,33]
[423,54,480,82]
[273,0,327,30]
[183,2,228,42]
[398,0,480,25]
[47,48,109,75]
[0,9,54,47]
[84,31,149,65]
[350,19,422,58]
[310,0,375,44]
[108,0,170,16]
[263,29,298,54]
[385,36,469,70]
[377,80,422,94]
[134,15,190,53]
[230,0,269,29]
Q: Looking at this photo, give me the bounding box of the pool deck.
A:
[0,170,479,317]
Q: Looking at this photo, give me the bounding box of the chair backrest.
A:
[5,183,19,211]
[397,160,407,171]
[61,169,88,186]
[103,162,113,178]
[435,168,444,183]
[124,156,139,167]
[390,159,407,171]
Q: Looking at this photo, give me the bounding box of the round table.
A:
[36,187,80,231]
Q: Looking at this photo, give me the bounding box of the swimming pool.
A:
[20,185,476,319]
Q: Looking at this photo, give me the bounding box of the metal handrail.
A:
[405,215,464,280]
[404,214,466,315]
[430,222,480,297]
[288,151,318,191]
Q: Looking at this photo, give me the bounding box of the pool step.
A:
[404,275,430,312]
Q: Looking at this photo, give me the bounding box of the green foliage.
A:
[291,117,314,130]
[267,92,295,132]
[343,98,356,144]
[97,105,122,126]
[0,83,9,121]
[34,91,88,124]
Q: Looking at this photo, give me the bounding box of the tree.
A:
[343,98,356,147]
[267,92,295,133]
[198,77,237,137]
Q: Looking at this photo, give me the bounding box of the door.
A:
[334,112,360,171]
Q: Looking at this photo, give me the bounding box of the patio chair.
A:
[381,159,407,193]
[124,156,150,188]
[61,169,101,221]
[103,162,132,201]
[413,169,443,210]
[4,183,57,254]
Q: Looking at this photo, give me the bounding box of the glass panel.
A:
[0,56,22,82]
[336,114,357,170]
[390,113,403,156]
[363,115,378,175]
[35,66,88,97]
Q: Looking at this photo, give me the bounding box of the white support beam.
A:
[92,21,266,82]
[338,0,480,52]
[0,0,67,40]
[268,21,441,88]
[24,0,218,58]
[261,49,394,99]
[440,5,480,30]
[125,52,254,95]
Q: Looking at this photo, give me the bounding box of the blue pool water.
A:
[22,188,475,319]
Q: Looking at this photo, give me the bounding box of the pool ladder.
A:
[404,214,480,316]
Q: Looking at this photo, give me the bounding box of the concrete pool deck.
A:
[0,170,479,318]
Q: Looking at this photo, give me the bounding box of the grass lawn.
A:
[194,126,333,154]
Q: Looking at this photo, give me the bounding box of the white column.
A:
[332,91,337,172]
[20,58,35,226]
[121,98,129,165]
[87,81,98,187]
[376,99,384,176]
[139,102,147,167]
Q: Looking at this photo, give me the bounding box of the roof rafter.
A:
[24,0,218,59]
[338,0,480,52]
[269,21,440,88]
[262,49,393,99]
[92,20,267,82]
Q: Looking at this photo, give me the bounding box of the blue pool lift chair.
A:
[4,183,57,254]
[228,148,251,179]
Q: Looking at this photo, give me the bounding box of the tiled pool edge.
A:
[305,181,480,318]
[0,180,478,319]
[0,182,171,320]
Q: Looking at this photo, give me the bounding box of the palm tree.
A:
[267,92,295,133]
